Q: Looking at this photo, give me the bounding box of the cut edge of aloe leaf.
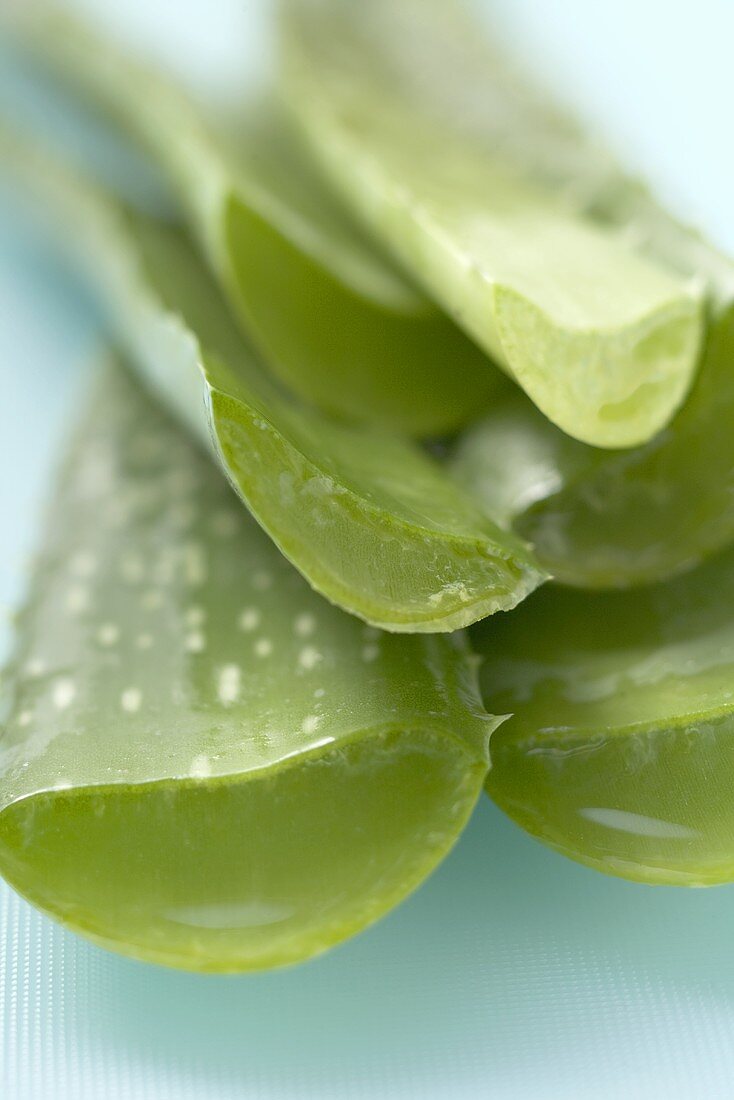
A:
[472,551,734,886]
[277,0,704,450]
[0,358,497,971]
[452,276,734,593]
[0,725,487,972]
[485,711,734,888]
[0,121,547,632]
[203,371,547,634]
[1,0,503,439]
[489,282,701,449]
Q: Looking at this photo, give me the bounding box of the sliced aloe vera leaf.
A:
[0,361,496,972]
[448,45,734,589]
[454,305,734,588]
[471,546,734,885]
[0,125,546,631]
[1,3,499,438]
[277,0,703,449]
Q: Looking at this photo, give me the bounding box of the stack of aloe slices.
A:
[1,0,734,972]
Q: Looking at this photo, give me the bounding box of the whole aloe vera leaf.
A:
[446,30,734,590]
[0,126,546,632]
[0,361,497,972]
[2,2,500,439]
[471,547,734,886]
[277,0,703,449]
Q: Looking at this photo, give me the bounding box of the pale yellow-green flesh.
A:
[0,364,494,971]
[279,0,703,447]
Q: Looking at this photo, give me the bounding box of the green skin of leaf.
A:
[471,546,734,885]
[0,127,546,632]
[0,363,497,972]
[277,0,703,449]
[3,2,501,439]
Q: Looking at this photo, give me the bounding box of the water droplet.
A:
[121,687,142,713]
[189,754,212,778]
[97,623,120,646]
[185,631,206,653]
[185,606,205,627]
[238,607,260,632]
[66,585,90,614]
[217,664,241,704]
[294,613,316,637]
[298,646,322,671]
[53,679,76,710]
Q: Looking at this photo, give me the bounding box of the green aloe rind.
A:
[2,1,501,438]
[277,0,704,449]
[0,125,547,631]
[472,547,734,885]
[0,362,498,971]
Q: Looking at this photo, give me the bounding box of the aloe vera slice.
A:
[0,126,546,631]
[454,305,734,588]
[277,0,703,449]
[472,547,734,885]
[2,2,499,438]
[0,361,496,971]
[448,45,734,589]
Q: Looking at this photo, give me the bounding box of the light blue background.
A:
[2,3,734,1097]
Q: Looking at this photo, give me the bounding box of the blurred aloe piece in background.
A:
[2,1,500,438]
[278,0,703,449]
[472,547,734,885]
[0,362,497,971]
[0,126,546,631]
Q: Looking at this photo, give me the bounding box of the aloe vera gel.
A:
[1,0,734,972]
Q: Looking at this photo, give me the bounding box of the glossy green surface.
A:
[278,0,703,448]
[4,2,500,438]
[472,547,734,884]
[0,363,496,971]
[0,127,545,631]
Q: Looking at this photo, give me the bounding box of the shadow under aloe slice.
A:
[0,363,496,972]
[471,548,734,885]
[0,127,546,631]
[3,2,499,438]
